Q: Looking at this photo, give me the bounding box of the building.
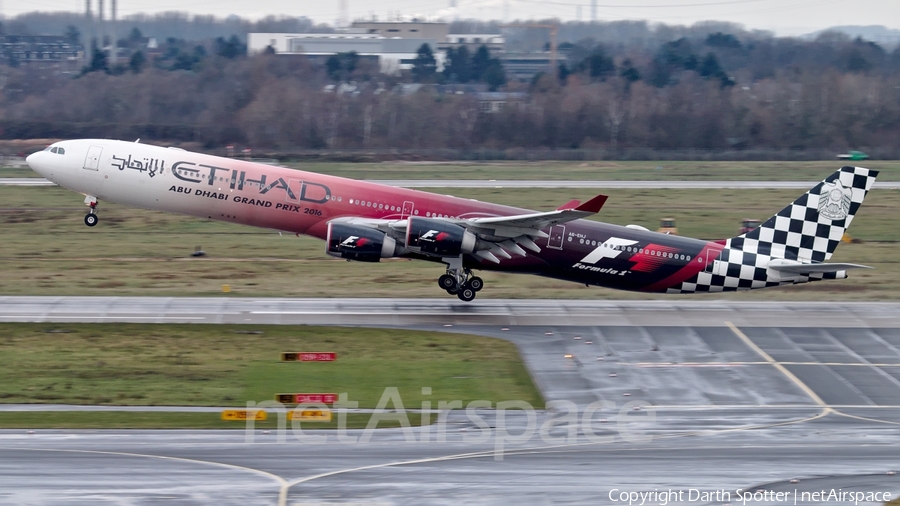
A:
[476,91,528,114]
[351,21,448,42]
[248,32,442,74]
[248,22,505,76]
[349,22,504,54]
[0,36,83,70]
[441,34,504,55]
[499,52,565,80]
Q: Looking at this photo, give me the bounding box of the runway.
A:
[5,177,900,189]
[0,177,56,186]
[3,296,900,327]
[2,298,900,505]
[368,179,900,190]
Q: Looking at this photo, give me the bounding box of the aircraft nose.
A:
[25,151,47,177]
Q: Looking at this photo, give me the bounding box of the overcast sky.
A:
[4,0,900,36]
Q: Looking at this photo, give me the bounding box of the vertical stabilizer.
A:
[730,166,878,262]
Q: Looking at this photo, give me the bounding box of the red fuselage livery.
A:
[27,139,877,301]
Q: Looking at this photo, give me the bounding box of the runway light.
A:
[573,336,581,340]
[444,324,453,327]
[623,393,631,396]
[564,354,574,359]
[26,430,35,434]
[262,430,271,435]
[597,356,604,361]
[545,332,553,335]
[609,372,617,377]
[632,406,641,411]
[790,479,799,484]
[501,328,509,331]
[599,418,608,423]
[459,427,468,432]
[887,471,896,475]
[585,340,593,344]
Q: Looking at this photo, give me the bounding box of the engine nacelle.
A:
[326,223,401,262]
[405,217,477,257]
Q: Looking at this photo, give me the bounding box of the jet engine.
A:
[405,217,477,257]
[326,223,403,262]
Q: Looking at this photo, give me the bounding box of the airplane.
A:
[26,139,878,302]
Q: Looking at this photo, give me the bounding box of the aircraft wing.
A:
[334,194,608,264]
[463,194,608,239]
[768,259,873,274]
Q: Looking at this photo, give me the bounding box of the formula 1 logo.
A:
[420,230,449,242]
[579,237,638,264]
[340,236,369,248]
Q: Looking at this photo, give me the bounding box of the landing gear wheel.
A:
[84,214,98,227]
[468,276,484,292]
[457,286,477,302]
[438,274,456,291]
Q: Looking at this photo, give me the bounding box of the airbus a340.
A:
[26,139,877,301]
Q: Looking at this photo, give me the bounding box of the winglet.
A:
[574,194,608,214]
[556,199,581,211]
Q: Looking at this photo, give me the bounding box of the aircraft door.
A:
[705,246,725,275]
[547,225,565,250]
[83,146,102,171]
[401,201,414,219]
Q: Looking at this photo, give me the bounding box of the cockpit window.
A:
[57,148,65,155]
[50,147,58,153]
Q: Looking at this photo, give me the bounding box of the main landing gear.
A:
[438,257,484,302]
[84,196,99,227]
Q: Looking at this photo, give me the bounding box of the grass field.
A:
[293,160,900,182]
[1,184,898,300]
[0,323,541,411]
[4,159,900,181]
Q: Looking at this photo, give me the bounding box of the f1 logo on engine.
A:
[420,230,449,242]
[340,236,368,248]
[579,237,638,264]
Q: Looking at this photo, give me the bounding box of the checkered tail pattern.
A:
[667,166,878,294]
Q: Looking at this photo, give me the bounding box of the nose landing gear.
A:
[84,196,98,227]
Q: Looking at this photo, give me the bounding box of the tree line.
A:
[0,17,899,154]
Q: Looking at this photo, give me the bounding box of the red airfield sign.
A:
[281,352,336,362]
[295,393,338,404]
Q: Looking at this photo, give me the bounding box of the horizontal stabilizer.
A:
[768,259,873,274]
